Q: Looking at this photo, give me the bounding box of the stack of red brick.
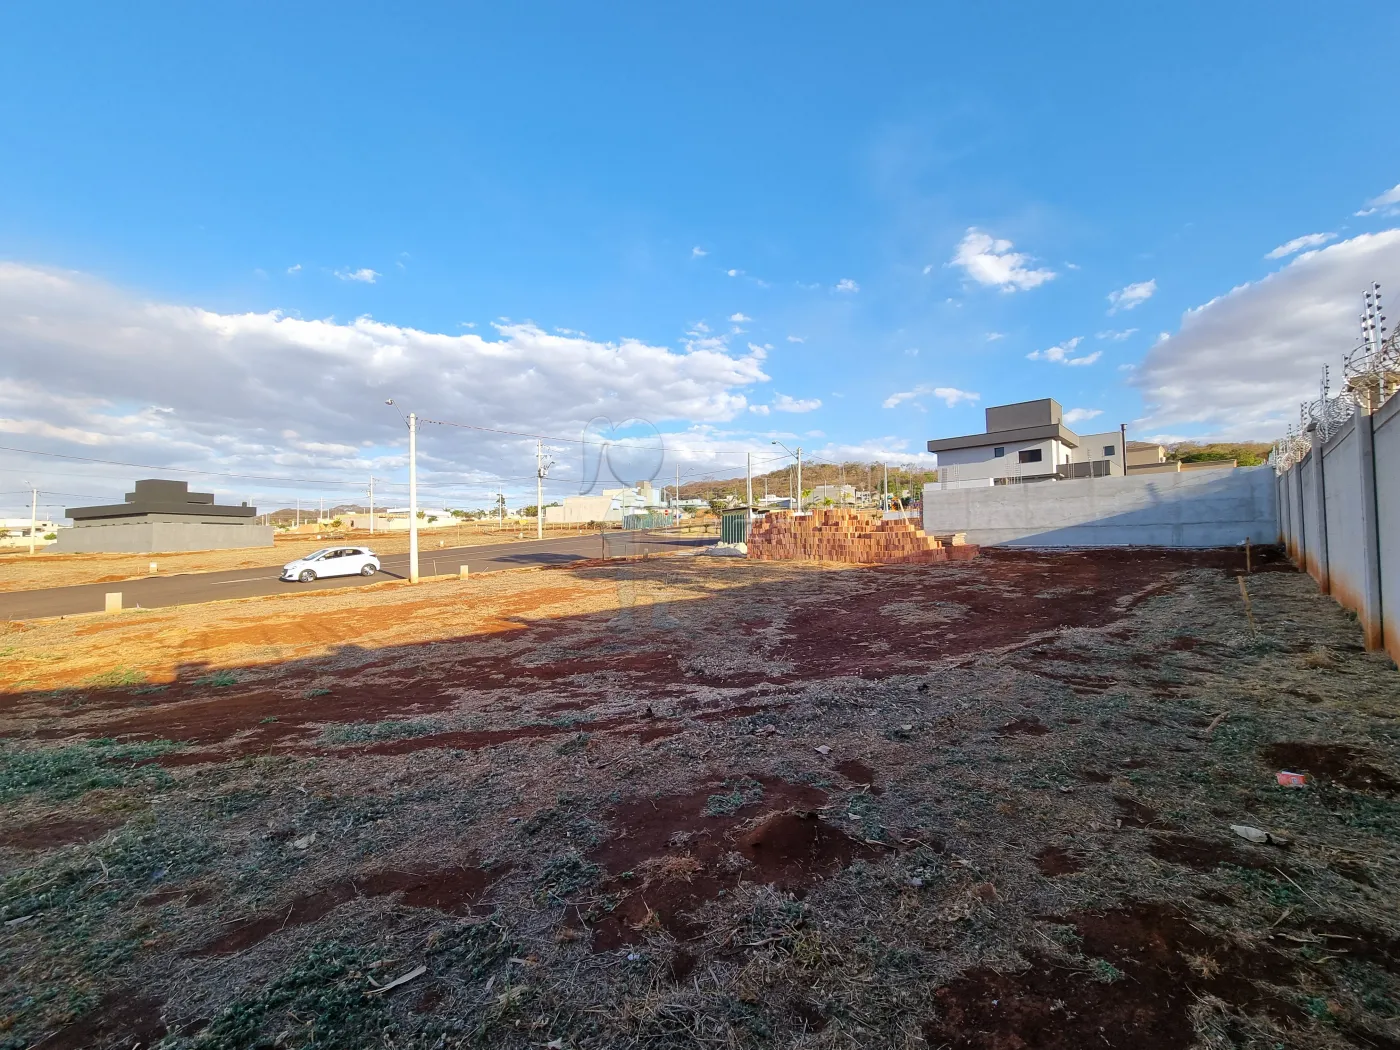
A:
[746,508,979,565]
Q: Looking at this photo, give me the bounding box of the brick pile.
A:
[746,508,979,565]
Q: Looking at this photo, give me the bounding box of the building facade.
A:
[57,480,274,553]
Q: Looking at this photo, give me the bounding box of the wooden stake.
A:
[1245,536,1252,575]
[1238,575,1257,634]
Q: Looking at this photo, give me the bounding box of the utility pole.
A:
[882,462,888,513]
[536,438,545,540]
[408,412,420,583]
[368,476,375,535]
[295,498,300,528]
[319,495,324,526]
[796,447,803,513]
[1119,422,1128,477]
[29,485,37,555]
[499,484,505,531]
[746,452,754,525]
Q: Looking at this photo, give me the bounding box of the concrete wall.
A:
[1322,416,1364,613]
[1375,395,1400,660]
[53,522,274,553]
[922,466,1277,549]
[1278,395,1398,663]
[544,495,614,524]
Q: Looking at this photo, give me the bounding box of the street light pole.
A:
[29,485,37,555]
[796,447,803,513]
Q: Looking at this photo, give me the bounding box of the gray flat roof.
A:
[927,422,1080,454]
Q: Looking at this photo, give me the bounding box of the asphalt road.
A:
[0,530,714,620]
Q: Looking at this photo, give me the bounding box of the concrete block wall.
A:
[1278,394,1398,663]
[921,467,1277,550]
[1372,396,1400,660]
[52,522,275,554]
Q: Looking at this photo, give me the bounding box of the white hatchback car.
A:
[280,546,381,583]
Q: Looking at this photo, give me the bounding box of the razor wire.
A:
[1273,281,1398,473]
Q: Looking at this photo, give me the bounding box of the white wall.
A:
[1074,431,1124,464]
[544,494,614,524]
[934,438,1069,484]
[922,467,1277,548]
[1276,394,1398,663]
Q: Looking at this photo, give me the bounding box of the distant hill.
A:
[677,460,932,502]
[1165,441,1271,467]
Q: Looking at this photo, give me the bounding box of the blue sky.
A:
[2,4,1399,514]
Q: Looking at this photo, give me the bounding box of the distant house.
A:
[544,480,671,524]
[57,479,273,553]
[808,484,855,504]
[926,399,1125,487]
[926,400,1236,489]
[0,518,59,548]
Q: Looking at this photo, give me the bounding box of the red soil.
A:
[584,777,880,951]
[194,863,508,956]
[923,902,1304,1050]
[1035,845,1083,876]
[1262,741,1399,794]
[0,816,118,849]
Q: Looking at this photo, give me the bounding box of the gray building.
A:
[56,479,274,553]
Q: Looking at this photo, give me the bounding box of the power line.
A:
[420,416,765,456]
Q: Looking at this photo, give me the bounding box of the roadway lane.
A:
[0,530,714,620]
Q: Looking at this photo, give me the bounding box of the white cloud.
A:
[0,262,773,503]
[1096,328,1138,341]
[726,269,742,277]
[1062,408,1103,426]
[882,385,979,409]
[810,437,938,468]
[1026,337,1100,366]
[985,331,1004,342]
[905,347,919,356]
[286,264,302,274]
[1266,232,1336,260]
[1106,279,1156,314]
[948,228,1056,292]
[691,246,707,258]
[834,278,859,293]
[335,267,380,284]
[1356,183,1400,217]
[786,335,804,343]
[1133,229,1400,438]
[729,312,752,322]
[772,393,822,413]
[748,404,770,416]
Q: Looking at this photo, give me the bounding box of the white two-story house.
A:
[926,399,1127,488]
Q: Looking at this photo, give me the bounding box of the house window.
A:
[993,447,1006,458]
[1103,445,1116,456]
[1018,448,1043,464]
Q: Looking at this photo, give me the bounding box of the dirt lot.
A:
[0,524,603,594]
[1,548,1397,1049]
